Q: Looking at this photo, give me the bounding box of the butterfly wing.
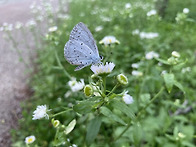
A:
[64,39,96,71]
[69,22,99,56]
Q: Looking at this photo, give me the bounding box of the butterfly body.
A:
[64,22,102,71]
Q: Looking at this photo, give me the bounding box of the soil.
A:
[0,0,63,146]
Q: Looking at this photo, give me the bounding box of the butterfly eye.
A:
[100,55,103,60]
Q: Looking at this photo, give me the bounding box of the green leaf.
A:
[111,100,135,120]
[140,93,151,104]
[65,119,76,134]
[73,101,94,114]
[174,80,185,94]
[100,106,126,125]
[86,117,102,144]
[163,73,175,93]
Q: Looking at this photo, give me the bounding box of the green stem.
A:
[7,32,31,69]
[103,76,106,94]
[114,87,165,141]
[55,51,72,80]
[51,109,72,117]
[107,83,119,97]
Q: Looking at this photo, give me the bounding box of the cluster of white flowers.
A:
[68,78,85,92]
[183,8,189,14]
[99,36,119,46]
[25,135,36,144]
[147,9,157,16]
[132,70,143,77]
[91,62,115,75]
[132,29,159,39]
[32,105,49,120]
[145,51,159,60]
[140,32,159,39]
[122,91,134,104]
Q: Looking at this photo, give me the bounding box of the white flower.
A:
[100,16,112,22]
[25,135,36,144]
[90,62,115,75]
[32,105,49,120]
[181,67,191,73]
[131,63,139,69]
[4,24,13,31]
[178,132,186,139]
[95,26,103,32]
[161,70,167,75]
[183,8,189,14]
[0,27,4,32]
[171,51,180,58]
[125,3,131,9]
[25,20,36,27]
[15,22,23,29]
[48,26,58,32]
[122,91,134,104]
[145,51,159,60]
[68,78,85,92]
[99,36,119,45]
[132,29,140,35]
[132,70,143,76]
[147,9,157,16]
[140,32,159,39]
[92,86,101,96]
[64,91,72,98]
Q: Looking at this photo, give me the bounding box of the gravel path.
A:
[0,0,64,146]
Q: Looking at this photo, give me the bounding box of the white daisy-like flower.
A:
[122,91,134,104]
[147,9,157,16]
[132,29,140,35]
[140,32,159,39]
[25,135,36,144]
[48,26,58,32]
[68,78,85,92]
[99,36,120,46]
[90,62,115,75]
[125,3,131,9]
[132,70,143,77]
[183,8,189,14]
[131,63,139,69]
[145,51,159,60]
[95,26,103,32]
[32,105,49,120]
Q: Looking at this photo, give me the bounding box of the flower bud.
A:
[117,74,128,85]
[167,57,177,65]
[172,51,180,58]
[84,85,93,97]
[53,120,60,128]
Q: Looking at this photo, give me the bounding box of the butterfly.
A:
[64,22,102,71]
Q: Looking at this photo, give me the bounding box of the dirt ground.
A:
[0,0,63,146]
